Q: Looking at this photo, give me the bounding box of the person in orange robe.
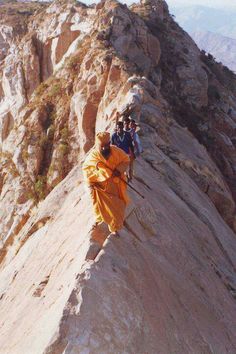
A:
[82,132,130,235]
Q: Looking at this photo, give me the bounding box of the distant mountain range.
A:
[171,5,236,39]
[170,5,236,72]
[191,30,236,72]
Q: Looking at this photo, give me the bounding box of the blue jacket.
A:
[111,131,133,155]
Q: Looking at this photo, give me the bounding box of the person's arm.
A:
[133,132,140,156]
[82,152,112,185]
[127,132,135,158]
[83,165,112,184]
[111,133,116,146]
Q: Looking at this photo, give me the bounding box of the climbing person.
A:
[112,111,121,134]
[82,132,130,236]
[111,121,135,181]
[130,119,143,157]
[124,117,131,133]
[123,117,142,176]
[115,111,120,125]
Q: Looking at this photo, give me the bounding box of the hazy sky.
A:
[83,0,236,7]
[167,0,236,7]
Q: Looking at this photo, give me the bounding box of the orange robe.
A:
[82,145,130,232]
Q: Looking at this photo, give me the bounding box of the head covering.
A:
[95,132,110,145]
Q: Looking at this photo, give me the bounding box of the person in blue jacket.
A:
[111,121,135,181]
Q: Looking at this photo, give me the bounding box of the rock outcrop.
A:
[0,1,236,353]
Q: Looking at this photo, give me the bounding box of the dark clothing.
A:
[111,131,133,155]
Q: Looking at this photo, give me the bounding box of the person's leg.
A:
[108,219,121,235]
[128,156,134,182]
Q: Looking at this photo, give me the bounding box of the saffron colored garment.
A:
[82,145,130,232]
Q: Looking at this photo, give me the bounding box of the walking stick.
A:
[96,161,145,199]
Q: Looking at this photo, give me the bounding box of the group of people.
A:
[82,117,143,236]
[111,117,143,181]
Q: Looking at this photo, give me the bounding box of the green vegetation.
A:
[22,149,29,163]
[58,143,68,155]
[48,83,62,98]
[60,127,69,142]
[0,151,19,177]
[58,125,69,156]
[47,125,55,140]
[66,55,79,71]
[39,134,48,149]
[35,82,48,96]
[34,175,47,201]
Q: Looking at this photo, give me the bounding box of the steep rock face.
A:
[0,0,236,353]
[145,3,236,206]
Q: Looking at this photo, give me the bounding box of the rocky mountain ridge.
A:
[0,0,236,353]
